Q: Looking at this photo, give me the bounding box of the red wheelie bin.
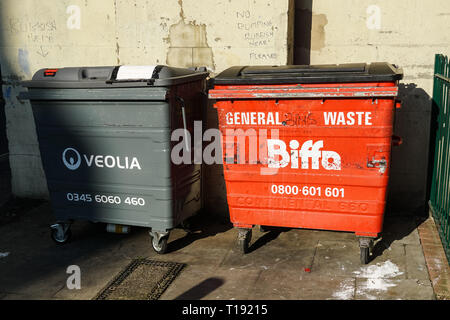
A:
[209,63,403,263]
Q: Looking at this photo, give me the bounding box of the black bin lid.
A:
[213,63,403,85]
[23,65,208,88]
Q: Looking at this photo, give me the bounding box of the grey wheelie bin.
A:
[21,65,208,253]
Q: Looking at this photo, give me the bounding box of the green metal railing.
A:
[429,54,450,264]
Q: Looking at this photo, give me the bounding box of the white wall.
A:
[0,0,293,199]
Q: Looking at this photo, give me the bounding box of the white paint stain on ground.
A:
[354,260,403,279]
[331,279,354,300]
[0,252,10,258]
[354,260,404,299]
[332,260,404,300]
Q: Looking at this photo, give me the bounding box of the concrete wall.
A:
[1,0,448,217]
[305,0,450,215]
[0,0,293,201]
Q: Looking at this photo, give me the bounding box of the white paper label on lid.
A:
[116,65,157,80]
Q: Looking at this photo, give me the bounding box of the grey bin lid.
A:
[213,62,403,85]
[22,65,209,89]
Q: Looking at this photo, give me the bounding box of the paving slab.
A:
[160,265,262,300]
[0,257,67,298]
[248,270,356,300]
[404,244,431,280]
[220,246,315,272]
[381,216,422,246]
[154,246,232,267]
[53,255,133,300]
[355,278,435,300]
[1,293,61,300]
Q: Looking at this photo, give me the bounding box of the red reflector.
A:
[44,69,58,77]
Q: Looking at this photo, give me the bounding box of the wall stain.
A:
[115,42,120,65]
[113,0,120,65]
[166,0,215,69]
[178,0,186,20]
[311,14,327,51]
[17,49,31,77]
[5,87,12,99]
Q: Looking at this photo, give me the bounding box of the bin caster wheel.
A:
[237,228,252,254]
[358,237,373,264]
[150,231,170,254]
[360,247,370,265]
[50,223,72,244]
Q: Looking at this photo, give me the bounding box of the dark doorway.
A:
[294,0,313,65]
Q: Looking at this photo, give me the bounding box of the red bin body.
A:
[209,63,403,248]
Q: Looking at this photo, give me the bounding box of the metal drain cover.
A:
[94,259,185,300]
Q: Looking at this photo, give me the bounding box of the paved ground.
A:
[418,215,450,300]
[0,202,438,300]
[0,159,11,208]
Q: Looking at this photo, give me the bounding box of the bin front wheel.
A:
[50,223,72,244]
[358,237,374,264]
[360,247,370,264]
[149,231,170,254]
[237,228,252,254]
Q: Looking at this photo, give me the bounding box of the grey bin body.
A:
[22,66,208,236]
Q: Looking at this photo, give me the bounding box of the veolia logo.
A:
[62,147,81,170]
[61,147,142,171]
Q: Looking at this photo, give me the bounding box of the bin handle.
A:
[176,96,190,152]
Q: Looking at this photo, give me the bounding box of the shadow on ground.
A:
[166,212,233,254]
[0,197,44,226]
[174,277,225,300]
[247,226,289,253]
[0,199,431,299]
[0,204,231,298]
[371,214,427,262]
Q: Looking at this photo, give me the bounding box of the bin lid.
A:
[212,62,403,85]
[23,65,209,88]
